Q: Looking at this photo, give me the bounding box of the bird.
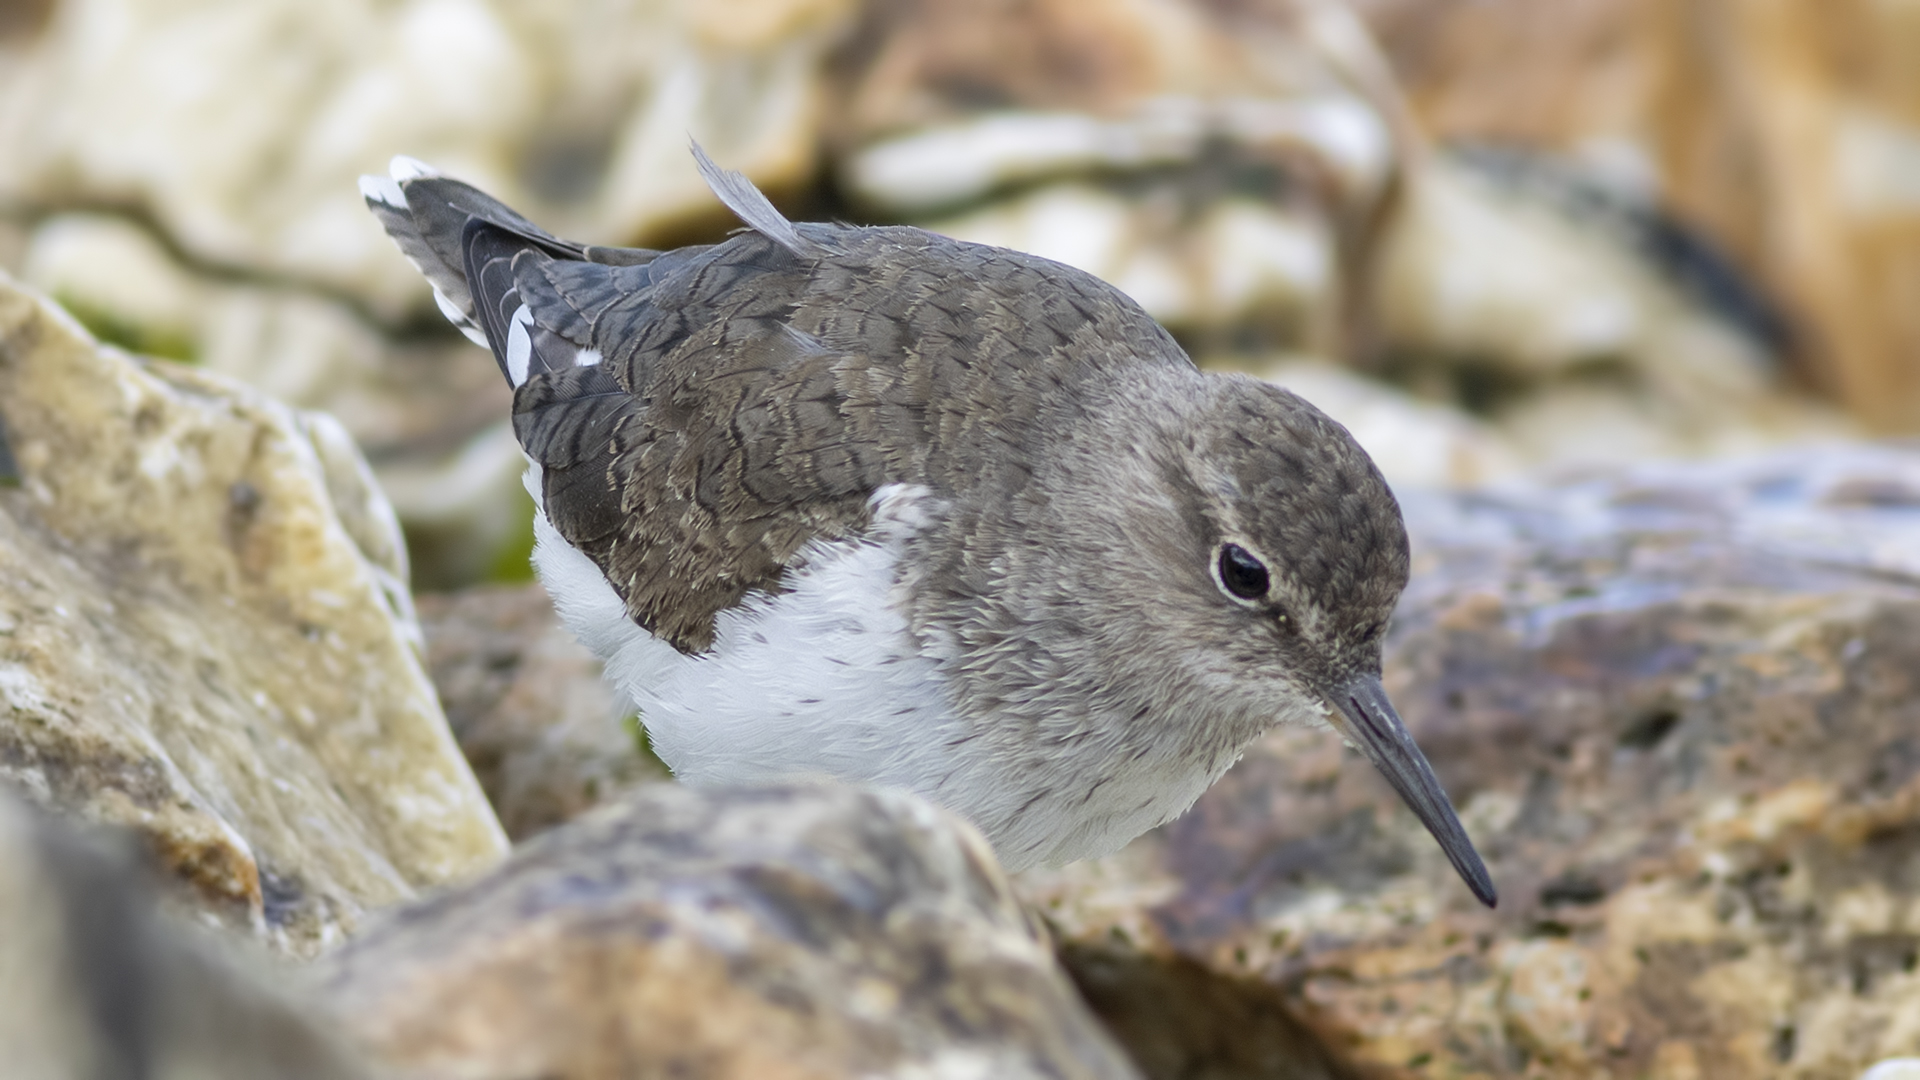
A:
[361,145,1496,906]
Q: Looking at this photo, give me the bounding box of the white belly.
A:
[525,468,1225,871]
[530,475,968,782]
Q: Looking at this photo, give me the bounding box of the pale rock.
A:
[20,210,526,587]
[314,782,1144,1080]
[928,184,1342,352]
[1378,156,1721,376]
[1354,0,1920,431]
[0,789,376,1079]
[1376,154,1856,468]
[833,0,1409,360]
[0,0,860,317]
[0,273,506,956]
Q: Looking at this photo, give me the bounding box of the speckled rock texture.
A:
[0,788,375,1079]
[0,273,506,956]
[1021,444,1920,1079]
[315,782,1144,1080]
[417,582,665,840]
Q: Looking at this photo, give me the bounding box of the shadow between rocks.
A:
[1058,941,1365,1080]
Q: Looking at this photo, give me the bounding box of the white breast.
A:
[527,471,971,801]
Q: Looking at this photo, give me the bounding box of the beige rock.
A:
[1020,443,1920,1079]
[0,788,375,1079]
[315,782,1144,1080]
[1355,0,1920,432]
[417,581,666,840]
[17,209,532,588]
[0,273,505,956]
[1371,153,1856,469]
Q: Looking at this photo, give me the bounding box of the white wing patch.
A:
[504,304,534,386]
[574,348,603,367]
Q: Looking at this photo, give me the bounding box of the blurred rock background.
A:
[2,0,1908,591]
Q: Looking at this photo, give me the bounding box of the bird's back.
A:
[365,156,1191,652]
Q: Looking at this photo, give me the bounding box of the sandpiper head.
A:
[1156,375,1497,906]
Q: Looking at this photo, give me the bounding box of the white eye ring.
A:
[1213,541,1271,608]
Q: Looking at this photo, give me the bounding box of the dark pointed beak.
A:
[1323,673,1497,907]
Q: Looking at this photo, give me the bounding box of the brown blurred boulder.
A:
[0,788,375,1079]
[1356,0,1920,433]
[417,582,666,840]
[315,781,1144,1080]
[1020,443,1920,1078]
[0,273,506,956]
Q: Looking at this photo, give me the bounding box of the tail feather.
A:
[359,156,584,356]
[360,144,796,388]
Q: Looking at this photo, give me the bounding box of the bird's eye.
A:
[1217,543,1270,600]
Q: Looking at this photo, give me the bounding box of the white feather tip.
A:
[358,173,407,208]
[389,155,442,182]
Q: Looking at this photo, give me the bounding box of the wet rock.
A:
[315,781,1143,1080]
[1021,443,1920,1078]
[0,273,506,955]
[417,581,666,841]
[0,788,375,1079]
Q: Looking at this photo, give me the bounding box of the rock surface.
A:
[0,272,506,956]
[0,787,375,1079]
[418,581,666,840]
[1021,443,1920,1079]
[316,781,1144,1080]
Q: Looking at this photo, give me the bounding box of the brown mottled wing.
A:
[513,222,1190,654]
